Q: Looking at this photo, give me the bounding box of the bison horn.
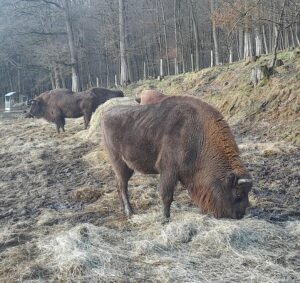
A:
[238,178,252,185]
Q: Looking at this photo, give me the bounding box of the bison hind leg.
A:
[114,160,134,216]
[55,118,65,133]
[83,111,92,129]
[159,171,178,220]
[61,118,65,132]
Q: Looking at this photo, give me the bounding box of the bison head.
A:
[212,173,252,219]
[27,99,43,118]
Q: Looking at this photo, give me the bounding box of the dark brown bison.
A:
[102,96,252,220]
[88,87,124,111]
[135,89,168,105]
[26,88,94,133]
[26,88,124,133]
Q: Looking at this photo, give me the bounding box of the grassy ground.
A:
[0,50,300,282]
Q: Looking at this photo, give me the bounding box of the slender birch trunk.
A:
[119,0,129,86]
[63,0,79,92]
[210,0,219,65]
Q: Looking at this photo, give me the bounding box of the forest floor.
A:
[1,50,300,282]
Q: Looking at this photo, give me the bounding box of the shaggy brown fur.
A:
[102,95,252,220]
[85,87,124,111]
[26,88,123,133]
[135,90,168,105]
[26,88,94,133]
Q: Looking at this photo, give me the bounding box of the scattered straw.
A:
[36,210,300,282]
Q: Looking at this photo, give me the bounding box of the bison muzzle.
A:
[102,96,252,220]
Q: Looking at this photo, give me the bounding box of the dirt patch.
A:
[0,109,299,282]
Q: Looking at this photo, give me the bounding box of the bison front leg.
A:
[159,172,177,221]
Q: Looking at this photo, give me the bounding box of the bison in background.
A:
[26,88,94,133]
[135,89,167,105]
[26,87,124,133]
[102,95,252,220]
[88,87,124,111]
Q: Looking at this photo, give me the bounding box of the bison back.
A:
[102,97,205,175]
[90,88,124,111]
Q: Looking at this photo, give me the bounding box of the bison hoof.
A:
[124,207,134,217]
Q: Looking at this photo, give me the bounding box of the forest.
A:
[0,0,300,99]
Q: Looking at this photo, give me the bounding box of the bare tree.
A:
[211,0,220,65]
[63,0,80,92]
[119,0,129,85]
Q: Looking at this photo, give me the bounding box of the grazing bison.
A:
[102,96,252,220]
[88,87,124,111]
[26,88,95,133]
[26,88,124,133]
[135,89,167,105]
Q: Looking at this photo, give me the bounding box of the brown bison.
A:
[102,96,252,220]
[88,87,124,111]
[135,89,167,105]
[26,88,124,133]
[26,88,94,133]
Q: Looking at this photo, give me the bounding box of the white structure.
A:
[5,92,17,112]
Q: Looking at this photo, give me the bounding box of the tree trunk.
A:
[244,29,253,59]
[17,68,21,93]
[159,0,170,76]
[262,25,269,54]
[290,27,295,48]
[54,65,61,89]
[174,0,179,75]
[50,71,55,89]
[178,18,185,73]
[59,66,66,88]
[119,0,129,86]
[190,1,199,71]
[255,26,263,56]
[238,27,244,60]
[155,0,162,58]
[229,47,233,64]
[284,27,289,49]
[295,22,300,46]
[272,0,287,69]
[210,0,219,65]
[104,38,110,88]
[63,0,79,92]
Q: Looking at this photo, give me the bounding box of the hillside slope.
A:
[125,49,300,145]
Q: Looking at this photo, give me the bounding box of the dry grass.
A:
[1,112,299,283]
[34,211,300,283]
[1,54,300,282]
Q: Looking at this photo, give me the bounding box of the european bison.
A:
[26,88,94,133]
[102,96,252,220]
[88,87,124,111]
[26,88,124,133]
[135,89,168,105]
